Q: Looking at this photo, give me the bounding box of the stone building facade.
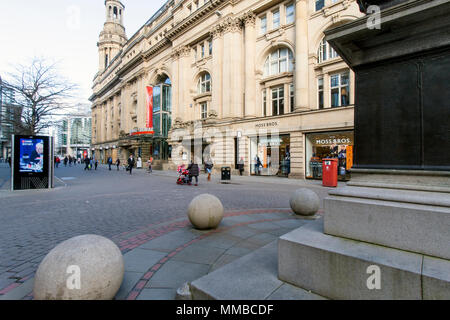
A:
[90,0,362,178]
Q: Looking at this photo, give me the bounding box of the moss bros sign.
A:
[255,121,279,128]
[309,131,354,146]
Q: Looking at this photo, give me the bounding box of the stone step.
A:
[324,186,450,260]
[279,220,450,300]
[189,240,326,300]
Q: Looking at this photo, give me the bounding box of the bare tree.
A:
[2,57,78,136]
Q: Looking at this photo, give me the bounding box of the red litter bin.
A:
[322,158,338,187]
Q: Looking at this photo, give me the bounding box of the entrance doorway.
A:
[250,134,290,177]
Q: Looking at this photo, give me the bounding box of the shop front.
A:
[250,134,291,177]
[305,130,354,180]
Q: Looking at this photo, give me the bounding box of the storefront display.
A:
[250,134,290,177]
[305,131,354,180]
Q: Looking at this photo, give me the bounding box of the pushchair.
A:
[176,164,190,185]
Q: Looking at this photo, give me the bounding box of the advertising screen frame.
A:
[11,135,54,191]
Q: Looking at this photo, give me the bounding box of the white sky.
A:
[0,0,168,105]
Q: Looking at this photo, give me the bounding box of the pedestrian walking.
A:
[69,156,72,167]
[84,156,90,171]
[147,156,153,173]
[238,157,245,176]
[55,156,60,168]
[116,158,120,171]
[64,156,68,167]
[255,156,262,176]
[205,159,213,182]
[107,156,113,171]
[7,157,11,168]
[127,154,135,175]
[187,159,200,186]
[95,159,98,170]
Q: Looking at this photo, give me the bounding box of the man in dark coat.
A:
[107,156,113,170]
[127,154,135,175]
[84,156,90,171]
[187,160,200,186]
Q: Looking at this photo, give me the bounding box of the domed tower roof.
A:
[98,0,127,71]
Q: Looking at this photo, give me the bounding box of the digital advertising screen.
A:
[19,138,45,173]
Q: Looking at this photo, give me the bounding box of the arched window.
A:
[197,72,211,94]
[113,7,118,19]
[317,38,338,63]
[263,48,294,77]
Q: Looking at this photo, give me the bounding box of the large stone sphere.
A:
[188,194,224,230]
[290,188,320,216]
[33,235,124,300]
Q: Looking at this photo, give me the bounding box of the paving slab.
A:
[124,249,167,273]
[190,241,284,300]
[222,225,260,239]
[271,219,308,229]
[246,233,279,246]
[146,260,210,289]
[137,288,176,300]
[115,271,143,300]
[0,277,33,300]
[246,221,283,232]
[138,229,199,253]
[171,244,226,265]
[210,254,241,272]
[194,234,242,250]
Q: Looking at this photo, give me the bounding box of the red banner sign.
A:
[146,86,153,129]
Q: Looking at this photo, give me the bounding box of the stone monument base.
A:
[278,219,450,300]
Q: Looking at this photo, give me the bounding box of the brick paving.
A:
[0,164,332,299]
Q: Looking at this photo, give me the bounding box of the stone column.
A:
[178,46,191,121]
[222,17,243,118]
[210,25,224,119]
[242,11,257,118]
[171,51,180,121]
[294,0,309,111]
[288,131,304,179]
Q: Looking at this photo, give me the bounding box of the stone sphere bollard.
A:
[33,235,124,300]
[188,194,224,230]
[290,188,320,216]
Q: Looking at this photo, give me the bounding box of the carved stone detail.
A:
[241,11,256,27]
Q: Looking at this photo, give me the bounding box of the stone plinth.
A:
[278,0,450,300]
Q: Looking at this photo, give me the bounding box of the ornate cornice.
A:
[166,0,227,40]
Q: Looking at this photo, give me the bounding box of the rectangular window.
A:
[153,113,161,136]
[286,4,295,24]
[194,47,197,61]
[272,86,284,116]
[201,43,205,58]
[272,10,280,29]
[201,102,208,119]
[331,72,350,108]
[315,0,325,11]
[262,90,267,117]
[290,84,295,112]
[153,86,161,112]
[209,40,212,55]
[260,15,267,34]
[318,78,324,109]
